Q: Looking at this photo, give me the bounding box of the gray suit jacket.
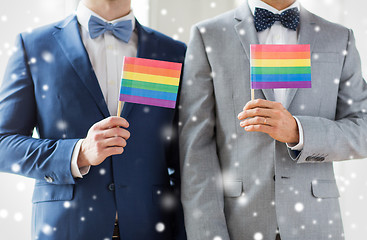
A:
[179,3,367,240]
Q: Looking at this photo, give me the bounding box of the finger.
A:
[95,117,129,130]
[102,127,131,140]
[238,108,273,120]
[243,99,283,111]
[102,137,127,148]
[240,117,270,127]
[243,124,273,134]
[104,146,124,157]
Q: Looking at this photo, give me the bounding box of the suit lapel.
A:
[53,15,110,118]
[284,6,318,109]
[234,3,275,102]
[120,20,157,118]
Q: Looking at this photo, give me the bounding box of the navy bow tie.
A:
[88,15,133,43]
[254,7,300,32]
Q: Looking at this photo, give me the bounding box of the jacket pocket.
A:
[32,184,74,203]
[311,179,340,199]
[223,181,243,198]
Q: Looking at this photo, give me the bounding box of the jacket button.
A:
[108,183,115,191]
[44,176,54,183]
[273,175,276,181]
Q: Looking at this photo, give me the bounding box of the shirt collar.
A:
[76,1,136,33]
[248,0,300,16]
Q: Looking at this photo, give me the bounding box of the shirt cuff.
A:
[71,139,90,178]
[286,116,304,151]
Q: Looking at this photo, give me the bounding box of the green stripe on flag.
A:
[251,67,311,75]
[121,79,179,93]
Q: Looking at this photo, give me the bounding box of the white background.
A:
[0,0,366,239]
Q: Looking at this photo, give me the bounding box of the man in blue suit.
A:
[0,0,186,239]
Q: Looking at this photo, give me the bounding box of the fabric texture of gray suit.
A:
[179,2,367,240]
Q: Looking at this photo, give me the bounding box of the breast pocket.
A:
[223,181,243,198]
[32,183,74,203]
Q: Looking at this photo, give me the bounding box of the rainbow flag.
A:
[250,44,311,89]
[119,57,182,109]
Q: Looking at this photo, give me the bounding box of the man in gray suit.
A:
[179,0,367,239]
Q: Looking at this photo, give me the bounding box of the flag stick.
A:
[251,89,255,101]
[117,101,122,117]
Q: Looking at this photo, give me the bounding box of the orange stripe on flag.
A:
[251,51,311,60]
[124,64,181,78]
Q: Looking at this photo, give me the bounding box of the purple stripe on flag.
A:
[251,81,312,89]
[120,94,177,108]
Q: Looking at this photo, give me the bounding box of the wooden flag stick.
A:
[251,89,255,101]
[117,101,122,117]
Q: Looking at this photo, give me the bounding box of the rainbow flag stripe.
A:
[250,44,312,89]
[120,57,182,109]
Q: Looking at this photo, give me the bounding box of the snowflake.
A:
[178,27,184,33]
[294,202,304,212]
[11,163,20,173]
[200,27,206,33]
[253,232,263,240]
[0,209,8,218]
[172,34,179,40]
[1,15,7,22]
[89,207,93,212]
[99,168,106,175]
[206,46,212,53]
[155,222,165,232]
[210,2,217,8]
[213,236,222,240]
[253,212,258,217]
[42,51,54,63]
[334,78,340,84]
[42,224,52,235]
[143,107,150,113]
[16,182,25,192]
[192,208,203,219]
[160,8,168,16]
[56,120,68,131]
[238,193,248,206]
[63,201,71,209]
[239,29,246,35]
[92,195,97,200]
[29,57,37,64]
[192,116,197,122]
[14,212,23,222]
[42,84,49,91]
[314,26,320,32]
[80,216,85,221]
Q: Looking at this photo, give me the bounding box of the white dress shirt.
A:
[248,0,304,150]
[71,2,138,178]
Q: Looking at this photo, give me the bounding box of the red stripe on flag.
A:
[124,57,182,71]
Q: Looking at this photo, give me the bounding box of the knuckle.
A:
[125,130,131,139]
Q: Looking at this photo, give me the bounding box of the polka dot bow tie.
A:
[254,7,300,32]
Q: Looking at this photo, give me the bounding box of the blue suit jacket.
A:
[0,15,187,240]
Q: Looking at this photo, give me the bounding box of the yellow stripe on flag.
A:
[123,72,180,86]
[251,59,311,67]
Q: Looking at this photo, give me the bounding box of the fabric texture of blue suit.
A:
[0,14,187,240]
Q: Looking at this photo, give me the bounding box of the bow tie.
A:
[88,15,133,43]
[254,7,300,32]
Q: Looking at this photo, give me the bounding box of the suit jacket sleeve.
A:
[179,26,230,240]
[0,34,78,185]
[290,29,367,163]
